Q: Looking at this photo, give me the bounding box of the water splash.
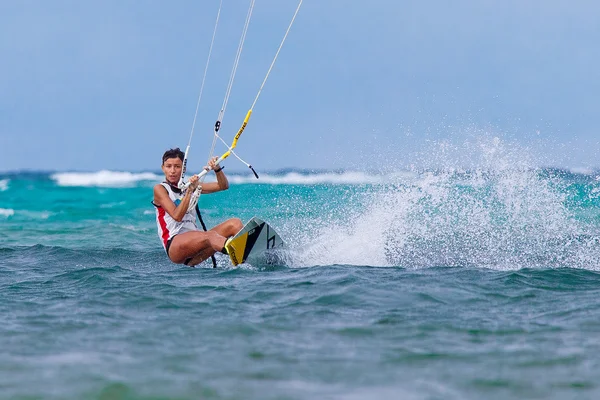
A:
[289,136,600,270]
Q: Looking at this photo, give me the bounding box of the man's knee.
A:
[230,218,243,232]
[224,218,243,234]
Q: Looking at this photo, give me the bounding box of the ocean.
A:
[2,162,600,399]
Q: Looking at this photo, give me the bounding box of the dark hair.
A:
[162,148,185,164]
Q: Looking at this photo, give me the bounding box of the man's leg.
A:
[170,218,244,267]
[184,247,216,267]
[210,218,243,238]
[168,230,227,264]
[184,218,244,266]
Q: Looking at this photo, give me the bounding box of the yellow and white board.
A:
[225,217,285,266]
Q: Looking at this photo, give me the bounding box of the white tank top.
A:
[153,182,198,251]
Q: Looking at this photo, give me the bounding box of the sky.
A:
[1,0,599,173]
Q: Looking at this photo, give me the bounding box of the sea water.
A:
[2,139,600,399]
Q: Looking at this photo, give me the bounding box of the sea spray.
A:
[285,136,600,270]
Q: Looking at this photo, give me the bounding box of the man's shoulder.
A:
[154,182,169,194]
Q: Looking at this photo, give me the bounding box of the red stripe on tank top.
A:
[157,206,170,248]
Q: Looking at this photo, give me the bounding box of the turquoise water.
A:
[2,165,600,399]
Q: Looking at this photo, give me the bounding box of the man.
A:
[152,148,243,266]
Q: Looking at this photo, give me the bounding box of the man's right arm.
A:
[153,185,193,222]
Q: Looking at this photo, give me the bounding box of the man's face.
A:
[162,157,183,183]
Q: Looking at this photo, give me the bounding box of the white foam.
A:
[48,170,416,187]
[567,166,595,175]
[51,171,161,187]
[0,179,9,191]
[0,208,14,217]
[11,210,53,220]
[228,171,413,185]
[99,201,126,209]
[108,223,145,232]
[287,135,600,270]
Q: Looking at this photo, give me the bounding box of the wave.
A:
[2,167,600,188]
[0,244,234,275]
[0,244,168,263]
[565,166,598,176]
[229,171,415,185]
[46,170,414,186]
[0,208,14,218]
[51,171,161,187]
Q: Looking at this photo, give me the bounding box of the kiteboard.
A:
[225,217,285,266]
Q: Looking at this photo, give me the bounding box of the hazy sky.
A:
[1,0,599,172]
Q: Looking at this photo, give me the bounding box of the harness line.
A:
[210,0,304,174]
[185,0,257,210]
[178,0,223,189]
[184,0,304,211]
[207,0,256,163]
